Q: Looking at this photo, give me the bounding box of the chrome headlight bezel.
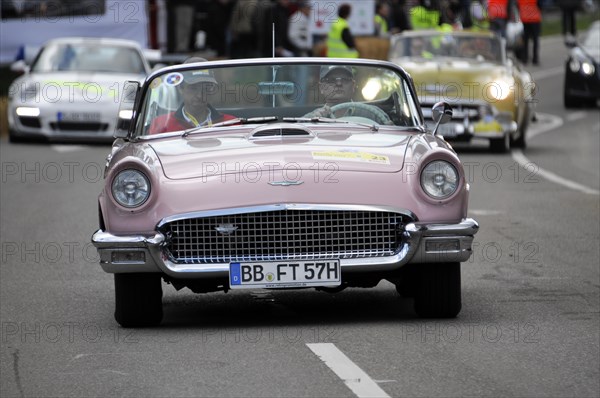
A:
[111,169,151,208]
[420,160,459,200]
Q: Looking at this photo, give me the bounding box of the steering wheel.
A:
[330,102,392,125]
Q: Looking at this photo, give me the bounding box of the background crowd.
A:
[165,0,595,67]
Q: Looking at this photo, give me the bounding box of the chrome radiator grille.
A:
[422,102,484,121]
[160,210,409,264]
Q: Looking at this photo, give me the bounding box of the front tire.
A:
[511,112,529,149]
[8,129,25,143]
[413,262,461,318]
[489,134,509,153]
[114,273,163,327]
[564,90,580,109]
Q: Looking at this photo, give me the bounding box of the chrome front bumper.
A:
[92,218,479,277]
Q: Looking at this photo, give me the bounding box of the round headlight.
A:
[486,79,511,101]
[420,160,459,199]
[581,61,595,76]
[111,169,150,208]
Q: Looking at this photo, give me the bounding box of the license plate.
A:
[229,260,341,289]
[57,112,101,122]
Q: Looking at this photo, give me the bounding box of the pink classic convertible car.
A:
[92,58,479,327]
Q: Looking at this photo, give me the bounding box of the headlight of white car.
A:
[420,160,458,199]
[111,169,150,208]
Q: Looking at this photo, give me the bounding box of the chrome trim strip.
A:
[406,218,479,236]
[156,204,418,229]
[92,230,164,248]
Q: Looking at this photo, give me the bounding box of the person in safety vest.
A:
[148,58,236,134]
[326,3,359,58]
[517,0,541,65]
[409,0,441,30]
[375,2,391,37]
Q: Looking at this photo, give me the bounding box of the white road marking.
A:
[512,112,599,195]
[51,145,87,153]
[566,111,587,122]
[512,150,600,195]
[527,112,563,139]
[307,343,391,398]
[469,209,505,216]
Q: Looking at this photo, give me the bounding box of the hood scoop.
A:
[249,124,313,140]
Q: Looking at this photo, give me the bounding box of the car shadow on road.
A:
[159,283,418,328]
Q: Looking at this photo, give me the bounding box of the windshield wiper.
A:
[283,117,379,132]
[182,116,279,138]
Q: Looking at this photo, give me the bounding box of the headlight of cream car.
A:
[420,160,458,199]
[486,78,512,101]
[111,169,150,208]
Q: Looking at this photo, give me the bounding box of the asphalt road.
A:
[1,36,599,398]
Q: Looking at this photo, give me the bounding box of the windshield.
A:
[134,62,422,137]
[31,42,146,74]
[391,33,503,63]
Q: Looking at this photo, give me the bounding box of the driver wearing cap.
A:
[304,65,392,124]
[304,65,356,118]
[149,58,236,134]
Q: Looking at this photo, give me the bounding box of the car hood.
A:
[582,45,600,63]
[398,59,509,100]
[16,71,144,103]
[148,126,412,180]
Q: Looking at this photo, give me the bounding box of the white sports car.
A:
[7,37,150,143]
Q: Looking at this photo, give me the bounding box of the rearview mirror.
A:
[258,82,296,95]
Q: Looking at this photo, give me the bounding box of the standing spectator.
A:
[230,0,260,58]
[260,0,298,57]
[409,0,441,30]
[487,0,509,37]
[556,0,580,39]
[440,0,464,29]
[389,0,411,32]
[288,1,313,56]
[206,0,234,57]
[374,2,391,36]
[470,0,490,31]
[171,0,196,52]
[517,0,541,65]
[326,3,359,58]
[460,0,474,28]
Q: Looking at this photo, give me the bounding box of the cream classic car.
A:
[389,30,536,152]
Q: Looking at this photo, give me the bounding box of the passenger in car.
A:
[148,58,236,134]
[458,37,496,61]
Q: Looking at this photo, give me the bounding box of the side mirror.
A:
[10,60,29,74]
[114,81,140,139]
[431,101,452,136]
